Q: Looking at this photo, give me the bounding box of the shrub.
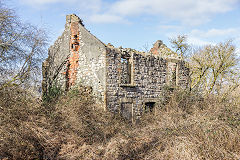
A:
[42,83,63,102]
[1,85,239,159]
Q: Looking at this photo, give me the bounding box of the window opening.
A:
[71,35,79,51]
[144,102,155,113]
[71,42,79,51]
[121,57,131,84]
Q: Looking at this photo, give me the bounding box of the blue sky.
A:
[5,0,240,52]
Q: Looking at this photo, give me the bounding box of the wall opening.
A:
[168,62,177,87]
[71,42,79,51]
[121,102,133,120]
[121,56,132,84]
[144,102,155,113]
[71,34,79,51]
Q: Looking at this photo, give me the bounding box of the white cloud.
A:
[19,0,239,24]
[90,0,239,24]
[159,25,182,30]
[187,37,214,46]
[190,28,240,38]
[89,14,126,23]
[185,27,240,47]
[165,31,213,46]
[20,0,102,12]
[20,0,67,5]
[76,0,102,13]
[187,27,240,46]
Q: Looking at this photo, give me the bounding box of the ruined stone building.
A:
[42,14,190,120]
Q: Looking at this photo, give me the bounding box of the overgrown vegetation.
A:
[1,86,240,159]
[1,2,240,160]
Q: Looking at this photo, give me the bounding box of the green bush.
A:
[42,84,62,102]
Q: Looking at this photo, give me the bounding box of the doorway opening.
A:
[144,102,155,113]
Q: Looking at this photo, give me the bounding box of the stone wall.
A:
[177,60,190,88]
[42,14,190,121]
[105,47,189,121]
[43,14,107,102]
[42,28,71,93]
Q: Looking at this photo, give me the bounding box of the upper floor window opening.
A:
[121,56,132,84]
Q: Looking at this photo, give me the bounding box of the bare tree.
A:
[170,35,240,98]
[140,42,151,53]
[0,2,48,90]
[170,35,190,59]
[190,40,239,96]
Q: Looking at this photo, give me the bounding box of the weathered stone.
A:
[42,14,190,121]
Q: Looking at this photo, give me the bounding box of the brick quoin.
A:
[67,21,80,88]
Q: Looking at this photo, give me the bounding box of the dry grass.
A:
[0,87,239,159]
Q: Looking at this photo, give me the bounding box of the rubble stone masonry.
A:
[42,14,190,120]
